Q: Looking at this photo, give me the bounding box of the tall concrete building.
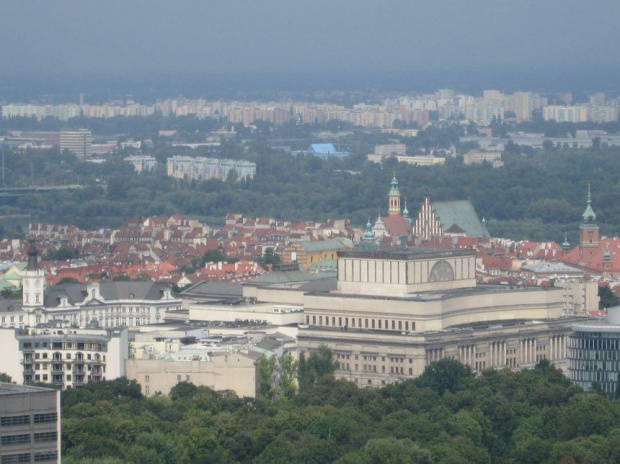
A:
[0,383,60,463]
[567,306,620,398]
[60,129,92,158]
[514,92,533,120]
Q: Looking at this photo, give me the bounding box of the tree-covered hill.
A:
[1,140,619,242]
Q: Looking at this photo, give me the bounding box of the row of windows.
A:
[568,337,620,351]
[34,432,57,442]
[0,416,29,427]
[23,344,105,353]
[1,454,30,464]
[567,348,620,361]
[0,432,56,446]
[34,451,58,462]
[306,315,416,332]
[1,434,30,445]
[33,413,57,424]
[336,353,412,364]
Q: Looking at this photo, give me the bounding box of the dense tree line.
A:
[58,357,620,463]
[2,127,620,241]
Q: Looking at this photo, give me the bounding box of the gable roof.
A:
[432,200,489,238]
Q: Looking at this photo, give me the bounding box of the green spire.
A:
[562,232,571,251]
[582,184,597,222]
[360,218,377,251]
[364,219,374,239]
[389,173,400,196]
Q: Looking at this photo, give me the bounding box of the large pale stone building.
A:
[295,247,586,387]
[240,245,587,388]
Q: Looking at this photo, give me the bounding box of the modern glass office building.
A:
[567,306,620,398]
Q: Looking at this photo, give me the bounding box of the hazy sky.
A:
[1,0,619,77]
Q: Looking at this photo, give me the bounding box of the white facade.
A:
[125,155,158,172]
[166,156,256,181]
[0,326,128,389]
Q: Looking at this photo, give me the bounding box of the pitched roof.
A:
[296,238,353,253]
[432,200,489,238]
[44,281,174,308]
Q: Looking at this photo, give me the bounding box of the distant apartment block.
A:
[587,105,618,123]
[461,104,504,123]
[0,383,60,464]
[513,92,533,120]
[543,104,617,124]
[463,151,504,168]
[367,144,407,163]
[396,155,446,166]
[543,106,588,123]
[374,144,407,156]
[125,155,158,173]
[166,156,256,181]
[60,129,92,158]
[0,325,128,389]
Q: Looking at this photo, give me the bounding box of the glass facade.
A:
[567,329,620,398]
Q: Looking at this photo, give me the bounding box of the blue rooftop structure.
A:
[306,143,350,160]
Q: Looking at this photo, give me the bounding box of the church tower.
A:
[388,174,401,216]
[22,239,46,310]
[360,219,377,252]
[579,185,599,248]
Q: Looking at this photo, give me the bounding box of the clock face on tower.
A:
[429,260,455,282]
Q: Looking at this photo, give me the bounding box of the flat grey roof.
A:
[308,283,556,302]
[0,382,57,395]
[572,319,620,333]
[338,247,476,260]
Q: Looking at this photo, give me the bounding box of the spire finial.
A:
[588,183,592,205]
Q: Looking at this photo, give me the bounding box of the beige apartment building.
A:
[126,351,260,397]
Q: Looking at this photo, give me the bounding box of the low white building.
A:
[124,155,158,172]
[189,302,304,326]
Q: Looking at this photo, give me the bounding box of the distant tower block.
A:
[60,129,92,158]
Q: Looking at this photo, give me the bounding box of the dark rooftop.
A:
[338,247,476,260]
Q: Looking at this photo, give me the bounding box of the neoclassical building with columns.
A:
[276,247,589,387]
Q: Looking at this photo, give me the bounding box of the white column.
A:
[550,336,554,360]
